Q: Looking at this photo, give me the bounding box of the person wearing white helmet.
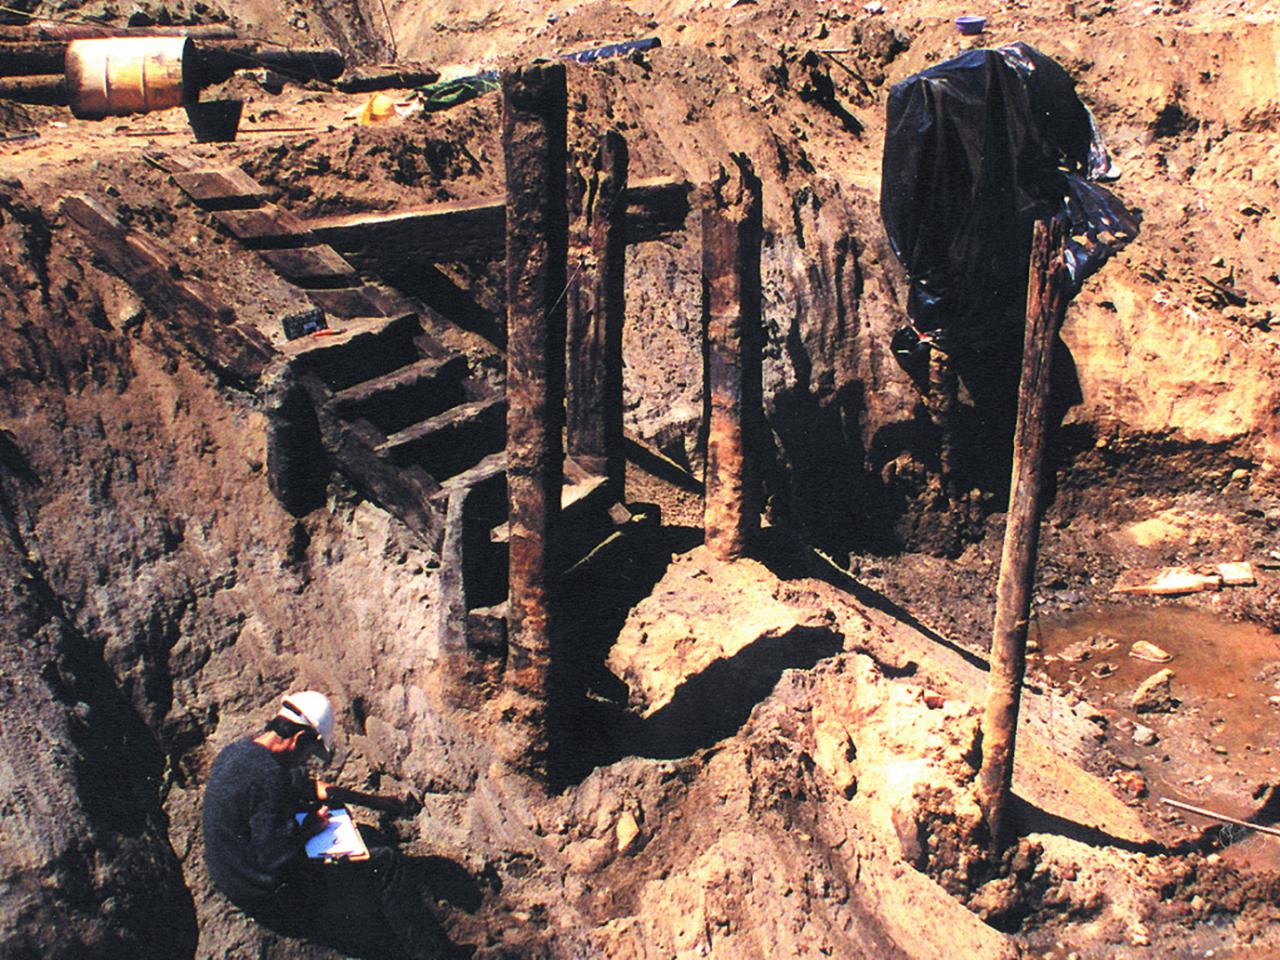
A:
[202,690,448,959]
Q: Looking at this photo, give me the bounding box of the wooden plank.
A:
[378,395,506,462]
[305,284,411,319]
[283,313,416,360]
[212,205,313,248]
[306,175,691,265]
[309,198,505,262]
[171,168,270,210]
[258,245,358,287]
[60,193,273,385]
[627,177,693,243]
[329,354,466,410]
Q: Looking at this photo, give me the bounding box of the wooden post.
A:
[702,154,764,560]
[926,347,957,490]
[499,62,568,775]
[977,216,1072,851]
[566,130,628,499]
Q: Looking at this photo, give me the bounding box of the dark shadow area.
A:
[416,855,485,913]
[388,263,506,349]
[1009,794,1172,856]
[622,435,704,494]
[0,428,37,484]
[241,835,476,960]
[550,519,703,788]
[635,625,844,760]
[752,525,992,674]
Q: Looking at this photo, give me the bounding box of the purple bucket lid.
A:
[956,15,987,34]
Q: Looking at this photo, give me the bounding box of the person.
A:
[202,691,447,959]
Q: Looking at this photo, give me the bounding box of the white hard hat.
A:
[278,691,335,751]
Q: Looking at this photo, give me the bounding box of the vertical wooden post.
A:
[500,62,568,775]
[566,130,628,499]
[927,347,957,490]
[977,216,1072,850]
[702,154,764,560]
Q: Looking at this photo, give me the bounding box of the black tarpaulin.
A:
[881,42,1139,350]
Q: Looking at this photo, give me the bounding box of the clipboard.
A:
[295,806,370,862]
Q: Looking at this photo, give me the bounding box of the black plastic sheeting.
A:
[881,42,1139,353]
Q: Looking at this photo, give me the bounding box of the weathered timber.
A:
[305,284,412,320]
[60,192,272,386]
[212,205,314,248]
[287,312,421,389]
[264,366,328,515]
[315,407,442,539]
[977,216,1073,853]
[187,44,344,86]
[436,453,509,704]
[0,73,66,104]
[333,62,439,93]
[305,176,689,266]
[170,168,269,210]
[626,177,692,243]
[926,346,958,496]
[702,155,764,560]
[0,23,237,40]
[377,394,506,473]
[565,130,628,499]
[0,40,70,75]
[258,245,358,288]
[328,354,466,416]
[500,61,568,775]
[308,199,506,263]
[432,450,509,500]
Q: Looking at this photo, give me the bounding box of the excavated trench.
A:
[3,1,1280,958]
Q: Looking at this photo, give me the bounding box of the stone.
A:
[1217,561,1256,586]
[616,810,641,853]
[1131,668,1176,713]
[1132,723,1158,746]
[1129,640,1172,663]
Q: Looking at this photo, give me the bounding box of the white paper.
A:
[295,806,369,860]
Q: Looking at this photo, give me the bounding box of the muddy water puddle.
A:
[1032,605,1280,869]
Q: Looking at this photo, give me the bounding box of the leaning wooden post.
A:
[702,154,764,560]
[977,216,1072,851]
[566,130,629,499]
[499,62,568,776]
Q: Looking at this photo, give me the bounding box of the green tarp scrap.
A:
[416,71,499,112]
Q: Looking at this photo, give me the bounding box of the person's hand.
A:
[313,778,330,802]
[300,805,331,837]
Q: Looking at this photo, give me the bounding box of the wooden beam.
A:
[60,193,272,386]
[565,129,628,498]
[307,176,691,266]
[977,216,1072,853]
[0,23,237,41]
[0,73,66,104]
[702,155,764,560]
[500,61,568,777]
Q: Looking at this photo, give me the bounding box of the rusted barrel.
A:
[65,36,193,118]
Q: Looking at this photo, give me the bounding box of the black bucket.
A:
[185,98,243,142]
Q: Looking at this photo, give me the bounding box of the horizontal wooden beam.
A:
[307,176,691,265]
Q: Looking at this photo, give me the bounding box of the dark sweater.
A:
[202,738,313,905]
